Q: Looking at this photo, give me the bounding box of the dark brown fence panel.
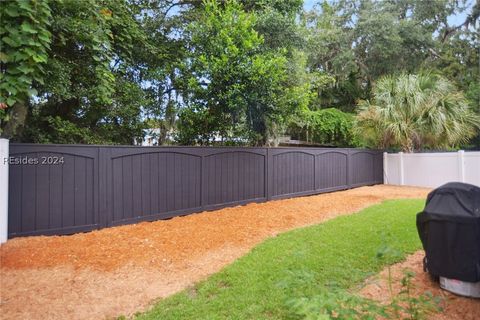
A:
[268,148,382,199]
[8,144,383,238]
[8,145,99,237]
[349,150,383,187]
[269,149,315,199]
[202,149,266,209]
[104,147,202,226]
[315,150,349,192]
[374,152,384,183]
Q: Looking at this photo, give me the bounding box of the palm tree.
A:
[355,73,480,152]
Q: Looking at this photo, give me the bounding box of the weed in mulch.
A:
[286,245,442,320]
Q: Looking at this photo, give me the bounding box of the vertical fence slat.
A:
[36,159,50,230]
[74,157,86,226]
[150,153,159,214]
[99,147,108,229]
[132,155,142,217]
[49,162,62,229]
[141,154,151,216]
[85,158,94,225]
[112,158,123,222]
[159,153,167,213]
[21,159,36,232]
[61,155,75,228]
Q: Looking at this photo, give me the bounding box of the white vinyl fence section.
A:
[384,151,480,188]
[0,139,8,244]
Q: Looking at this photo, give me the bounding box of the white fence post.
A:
[399,151,405,185]
[0,139,8,244]
[458,150,465,183]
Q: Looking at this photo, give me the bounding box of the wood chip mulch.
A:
[360,251,480,319]
[1,185,434,320]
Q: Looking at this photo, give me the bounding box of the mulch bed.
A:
[360,251,480,319]
[1,185,431,319]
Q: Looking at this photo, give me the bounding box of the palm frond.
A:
[355,73,480,152]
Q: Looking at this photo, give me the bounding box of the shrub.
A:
[289,108,359,147]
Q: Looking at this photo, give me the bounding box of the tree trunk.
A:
[0,102,28,139]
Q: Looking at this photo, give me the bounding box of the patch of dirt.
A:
[359,251,480,319]
[0,185,430,320]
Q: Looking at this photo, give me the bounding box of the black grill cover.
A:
[417,182,480,282]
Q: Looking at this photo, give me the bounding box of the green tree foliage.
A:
[242,0,303,15]
[303,0,479,114]
[1,0,478,149]
[300,0,479,149]
[302,2,361,111]
[22,0,156,144]
[177,0,296,146]
[290,108,358,147]
[0,0,52,136]
[247,0,304,52]
[431,29,480,109]
[355,73,480,152]
[2,0,184,144]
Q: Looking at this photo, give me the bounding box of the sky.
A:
[302,0,472,26]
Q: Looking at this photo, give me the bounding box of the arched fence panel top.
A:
[7,145,99,237]
[7,144,383,238]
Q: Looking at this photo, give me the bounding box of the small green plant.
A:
[287,289,386,320]
[286,244,442,320]
[376,242,404,301]
[385,269,442,320]
[376,244,443,320]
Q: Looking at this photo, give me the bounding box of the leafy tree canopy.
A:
[0,0,478,149]
[290,107,358,147]
[176,0,296,146]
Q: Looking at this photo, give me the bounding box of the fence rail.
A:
[8,144,383,238]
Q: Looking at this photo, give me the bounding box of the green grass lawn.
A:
[135,199,425,320]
